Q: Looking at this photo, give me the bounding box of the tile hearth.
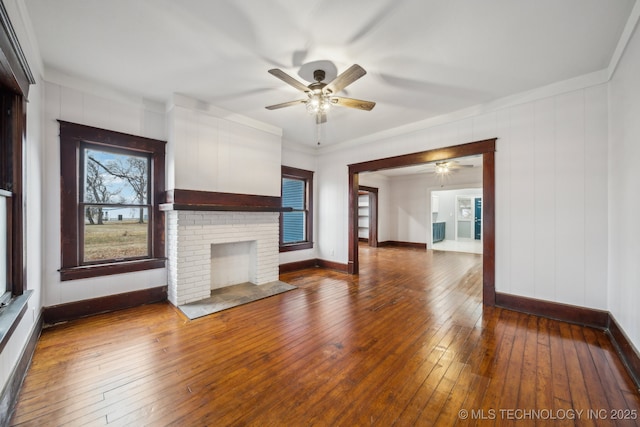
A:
[177,280,297,320]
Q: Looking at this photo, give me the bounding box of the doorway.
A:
[358,186,378,247]
[348,138,496,305]
[431,188,482,254]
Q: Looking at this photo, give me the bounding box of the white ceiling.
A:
[24,0,637,147]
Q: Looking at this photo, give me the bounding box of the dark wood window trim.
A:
[59,121,166,281]
[280,166,314,252]
[348,138,497,305]
[0,0,36,357]
[0,0,35,297]
[1,89,25,297]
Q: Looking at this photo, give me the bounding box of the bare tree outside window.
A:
[81,147,151,262]
[88,155,148,223]
[85,158,120,225]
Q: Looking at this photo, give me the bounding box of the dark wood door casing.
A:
[348,138,497,305]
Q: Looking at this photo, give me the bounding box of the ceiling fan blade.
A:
[448,160,474,169]
[265,99,306,110]
[268,69,310,93]
[332,96,376,111]
[316,113,327,124]
[324,64,367,94]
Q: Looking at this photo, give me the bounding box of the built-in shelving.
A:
[358,192,369,240]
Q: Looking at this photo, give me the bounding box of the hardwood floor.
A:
[10,245,640,426]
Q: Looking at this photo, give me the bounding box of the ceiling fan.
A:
[433,160,474,174]
[265,64,376,124]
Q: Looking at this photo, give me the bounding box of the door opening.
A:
[358,186,378,247]
[348,138,496,306]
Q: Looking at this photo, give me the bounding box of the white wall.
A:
[167,94,282,197]
[387,174,431,244]
[316,82,609,311]
[42,81,167,307]
[0,0,45,407]
[609,23,640,351]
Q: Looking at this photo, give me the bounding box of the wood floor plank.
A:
[9,246,640,426]
[535,316,555,424]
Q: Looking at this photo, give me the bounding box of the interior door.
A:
[474,197,482,240]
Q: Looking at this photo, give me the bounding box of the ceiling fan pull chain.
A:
[316,120,321,145]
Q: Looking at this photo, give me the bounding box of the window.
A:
[81,145,151,262]
[280,166,313,251]
[0,87,26,300]
[59,121,166,280]
[0,2,36,350]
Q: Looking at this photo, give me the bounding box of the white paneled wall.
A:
[609,22,640,352]
[167,95,282,197]
[317,83,609,310]
[498,86,608,308]
[532,98,557,301]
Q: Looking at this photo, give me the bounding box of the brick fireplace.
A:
[162,190,283,307]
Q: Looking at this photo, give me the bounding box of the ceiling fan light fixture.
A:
[435,162,450,174]
[306,93,332,114]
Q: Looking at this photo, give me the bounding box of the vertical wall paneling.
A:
[532,97,557,301]
[472,112,497,142]
[508,103,535,297]
[198,113,219,189]
[608,20,640,348]
[554,90,586,306]
[583,85,608,308]
[169,100,281,197]
[457,118,474,144]
[494,108,511,293]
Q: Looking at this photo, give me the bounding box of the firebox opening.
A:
[211,240,257,290]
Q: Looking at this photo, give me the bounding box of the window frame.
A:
[59,121,166,281]
[280,165,313,252]
[79,143,152,264]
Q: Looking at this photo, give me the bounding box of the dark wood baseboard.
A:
[279,259,318,273]
[280,259,349,274]
[496,291,640,388]
[316,259,349,273]
[1,311,42,427]
[495,292,609,329]
[378,241,427,250]
[607,315,640,388]
[43,286,168,325]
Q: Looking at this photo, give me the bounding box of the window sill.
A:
[279,242,313,252]
[0,290,33,353]
[59,258,166,281]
